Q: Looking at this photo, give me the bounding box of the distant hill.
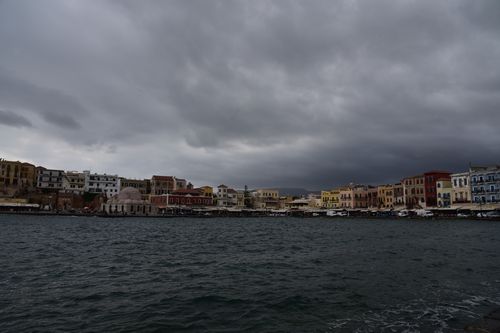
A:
[275,188,319,197]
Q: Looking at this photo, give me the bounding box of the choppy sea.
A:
[1,215,499,332]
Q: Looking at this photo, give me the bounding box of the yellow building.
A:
[436,179,452,208]
[377,184,394,209]
[198,186,213,199]
[0,159,36,191]
[321,189,340,209]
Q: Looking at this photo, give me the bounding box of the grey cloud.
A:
[0,70,83,129]
[0,109,32,127]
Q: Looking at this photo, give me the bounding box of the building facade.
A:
[424,171,451,207]
[393,183,405,208]
[470,166,500,205]
[120,178,151,199]
[151,175,176,195]
[321,189,340,209]
[62,171,86,194]
[402,175,425,208]
[436,179,452,208]
[253,189,280,209]
[37,168,64,191]
[84,171,120,198]
[0,159,36,191]
[377,185,394,209]
[450,172,471,206]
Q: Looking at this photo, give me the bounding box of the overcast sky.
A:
[1,1,499,189]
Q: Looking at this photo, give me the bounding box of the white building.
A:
[84,170,120,198]
[36,168,64,190]
[470,165,500,206]
[216,184,238,207]
[450,172,471,206]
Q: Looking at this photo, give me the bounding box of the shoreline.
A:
[1,210,499,221]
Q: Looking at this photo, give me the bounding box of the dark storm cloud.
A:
[0,109,32,128]
[0,70,83,129]
[1,0,499,187]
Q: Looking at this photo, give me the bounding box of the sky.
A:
[1,0,500,190]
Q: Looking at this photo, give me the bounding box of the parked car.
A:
[415,209,434,217]
[398,210,410,217]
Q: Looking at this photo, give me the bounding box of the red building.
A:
[150,189,213,207]
[423,171,451,207]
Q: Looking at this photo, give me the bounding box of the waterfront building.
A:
[0,159,36,192]
[216,184,239,207]
[62,171,86,195]
[377,184,394,209]
[151,188,213,208]
[402,175,425,209]
[84,171,120,198]
[253,189,280,209]
[393,183,405,208]
[470,165,500,206]
[352,186,368,209]
[424,171,451,207]
[339,186,353,208]
[306,193,322,208]
[366,186,378,208]
[289,198,310,210]
[120,178,151,199]
[321,189,340,209]
[102,187,157,216]
[151,175,176,195]
[37,167,64,191]
[198,186,213,198]
[450,172,471,206]
[236,190,245,208]
[338,184,373,209]
[436,179,452,208]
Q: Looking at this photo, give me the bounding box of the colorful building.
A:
[402,175,425,208]
[393,183,405,208]
[436,179,452,208]
[377,184,394,209]
[339,186,353,208]
[470,165,500,206]
[321,189,340,209]
[424,171,451,207]
[450,172,471,206]
[151,175,176,195]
